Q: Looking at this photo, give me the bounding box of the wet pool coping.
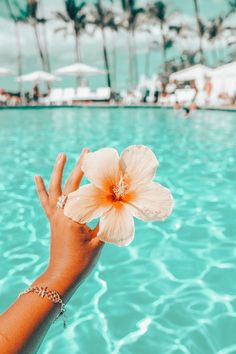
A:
[0,104,236,112]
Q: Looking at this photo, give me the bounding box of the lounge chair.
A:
[48,88,64,105]
[95,87,111,101]
[76,87,94,101]
[159,95,170,105]
[63,88,76,104]
[175,89,196,104]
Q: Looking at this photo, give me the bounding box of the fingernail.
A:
[34,175,40,183]
[82,147,90,155]
[56,153,63,162]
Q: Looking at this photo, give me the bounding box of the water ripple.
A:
[0,108,236,353]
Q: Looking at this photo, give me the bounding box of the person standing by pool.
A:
[0,149,104,353]
[33,85,40,102]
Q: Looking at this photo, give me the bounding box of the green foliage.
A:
[11,0,45,23]
[206,16,223,40]
[148,1,166,23]
[164,39,173,50]
[90,2,119,31]
[4,0,236,79]
[228,0,236,10]
[55,0,87,34]
[198,18,205,36]
[65,0,86,21]
[120,0,144,31]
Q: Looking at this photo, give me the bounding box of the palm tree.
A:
[144,30,153,78]
[89,1,118,90]
[180,50,199,67]
[147,1,174,73]
[4,0,23,96]
[206,4,236,65]
[206,16,224,64]
[227,0,236,15]
[192,0,205,63]
[55,0,87,64]
[108,1,120,90]
[39,0,51,72]
[225,1,236,58]
[14,0,48,72]
[120,0,144,88]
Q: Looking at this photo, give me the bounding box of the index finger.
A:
[34,175,50,218]
[48,153,67,201]
[63,148,89,195]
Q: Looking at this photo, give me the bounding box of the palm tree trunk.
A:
[14,22,23,97]
[5,0,23,98]
[32,23,50,90]
[213,41,219,65]
[32,23,47,71]
[39,0,51,72]
[193,0,204,63]
[145,34,150,77]
[75,30,81,87]
[75,31,81,62]
[162,41,167,72]
[145,49,150,77]
[42,25,50,72]
[127,31,133,89]
[101,28,111,90]
[160,22,167,72]
[211,42,216,66]
[111,33,117,91]
[132,29,138,87]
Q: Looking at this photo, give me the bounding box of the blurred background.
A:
[0,0,236,92]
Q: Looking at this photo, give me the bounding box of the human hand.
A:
[34,149,103,287]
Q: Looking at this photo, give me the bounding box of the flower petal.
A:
[120,145,159,189]
[82,148,121,192]
[128,182,173,221]
[98,204,135,247]
[64,184,112,223]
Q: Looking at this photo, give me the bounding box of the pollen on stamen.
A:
[113,177,128,198]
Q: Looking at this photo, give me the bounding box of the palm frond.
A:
[54,26,68,34]
[12,0,28,20]
[77,1,86,12]
[54,11,70,22]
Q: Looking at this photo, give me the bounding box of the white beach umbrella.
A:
[54,63,106,76]
[210,62,236,78]
[210,62,236,96]
[16,71,59,83]
[170,64,213,81]
[0,67,14,76]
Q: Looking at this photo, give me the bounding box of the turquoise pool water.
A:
[0,108,236,354]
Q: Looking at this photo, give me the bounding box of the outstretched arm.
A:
[0,150,103,354]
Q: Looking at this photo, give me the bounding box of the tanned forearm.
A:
[0,267,78,354]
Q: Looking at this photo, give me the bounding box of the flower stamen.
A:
[113,175,128,199]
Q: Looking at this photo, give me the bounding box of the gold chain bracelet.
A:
[19,286,66,328]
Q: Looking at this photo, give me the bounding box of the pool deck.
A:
[0,103,236,112]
